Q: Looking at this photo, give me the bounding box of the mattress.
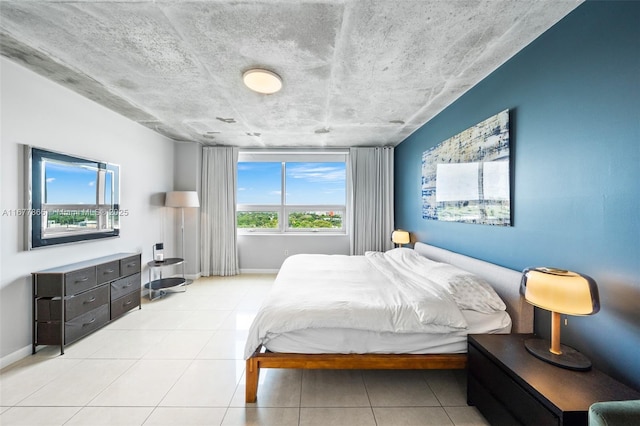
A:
[262,309,512,355]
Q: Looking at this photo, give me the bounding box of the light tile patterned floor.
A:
[0,274,489,425]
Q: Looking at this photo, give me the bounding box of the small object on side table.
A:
[153,243,164,262]
[467,334,640,426]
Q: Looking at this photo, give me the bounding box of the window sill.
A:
[237,232,348,237]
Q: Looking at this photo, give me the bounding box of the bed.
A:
[244,242,533,402]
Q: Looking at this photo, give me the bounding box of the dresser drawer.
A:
[36,304,109,345]
[36,321,63,345]
[468,373,523,426]
[111,273,140,300]
[34,274,64,297]
[65,284,109,321]
[111,291,140,319]
[65,304,109,344]
[36,298,62,321]
[97,261,120,284]
[120,255,141,277]
[65,267,97,295]
[469,344,559,426]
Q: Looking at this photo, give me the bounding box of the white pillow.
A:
[384,248,506,314]
[384,247,439,269]
[423,263,506,314]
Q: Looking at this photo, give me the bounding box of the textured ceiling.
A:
[0,0,582,148]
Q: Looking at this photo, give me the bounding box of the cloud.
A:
[286,164,345,183]
[46,178,55,183]
[88,181,95,186]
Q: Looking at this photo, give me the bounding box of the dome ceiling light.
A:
[242,69,282,94]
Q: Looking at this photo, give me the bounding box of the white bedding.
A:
[244,249,510,359]
[263,309,511,355]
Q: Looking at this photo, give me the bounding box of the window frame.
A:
[237,151,348,235]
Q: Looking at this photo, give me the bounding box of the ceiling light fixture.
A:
[243,69,282,94]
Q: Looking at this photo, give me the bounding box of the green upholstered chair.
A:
[589,400,640,426]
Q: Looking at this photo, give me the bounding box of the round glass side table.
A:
[145,258,186,300]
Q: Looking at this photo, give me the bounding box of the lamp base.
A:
[524,338,592,371]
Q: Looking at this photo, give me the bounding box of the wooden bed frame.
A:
[245,347,467,402]
[245,242,533,402]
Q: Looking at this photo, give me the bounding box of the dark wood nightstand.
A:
[468,334,640,426]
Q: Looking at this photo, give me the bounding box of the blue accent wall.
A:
[395,1,640,390]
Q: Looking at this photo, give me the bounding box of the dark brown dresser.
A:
[468,334,640,426]
[32,252,141,354]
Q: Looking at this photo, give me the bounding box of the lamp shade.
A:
[165,191,200,208]
[520,267,599,316]
[391,230,410,245]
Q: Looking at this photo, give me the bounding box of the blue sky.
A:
[44,162,109,205]
[238,162,346,205]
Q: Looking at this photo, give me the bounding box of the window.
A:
[237,152,347,233]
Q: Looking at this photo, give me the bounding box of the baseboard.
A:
[186,272,201,281]
[240,268,279,274]
[1,344,32,371]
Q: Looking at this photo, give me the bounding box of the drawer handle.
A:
[84,297,97,304]
[124,300,133,306]
[76,277,89,283]
[126,262,137,267]
[104,269,115,274]
[124,283,133,288]
[83,317,96,326]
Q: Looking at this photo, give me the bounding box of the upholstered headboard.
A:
[414,242,533,333]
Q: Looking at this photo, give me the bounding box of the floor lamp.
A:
[165,191,200,284]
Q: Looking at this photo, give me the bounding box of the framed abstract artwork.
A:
[421,109,511,226]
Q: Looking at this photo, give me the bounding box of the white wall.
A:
[238,234,350,272]
[172,142,202,277]
[0,58,177,367]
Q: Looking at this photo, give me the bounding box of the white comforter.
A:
[245,250,490,358]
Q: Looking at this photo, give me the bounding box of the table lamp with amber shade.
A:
[520,267,600,371]
[391,230,410,247]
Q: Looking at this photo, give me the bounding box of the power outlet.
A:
[284,249,289,256]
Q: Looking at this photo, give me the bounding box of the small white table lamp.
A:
[520,267,600,371]
[165,191,200,283]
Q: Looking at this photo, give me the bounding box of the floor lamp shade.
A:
[520,267,600,370]
[165,191,200,208]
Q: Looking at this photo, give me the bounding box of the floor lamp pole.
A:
[180,207,193,285]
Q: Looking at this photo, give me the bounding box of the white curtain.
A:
[201,146,239,276]
[348,147,395,255]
